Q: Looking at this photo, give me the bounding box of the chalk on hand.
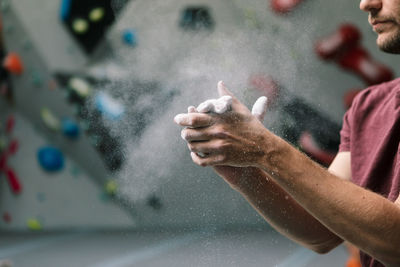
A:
[251,96,268,121]
[196,95,233,114]
[188,106,197,113]
[174,114,187,124]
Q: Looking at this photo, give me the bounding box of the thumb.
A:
[217,81,234,97]
[251,96,268,122]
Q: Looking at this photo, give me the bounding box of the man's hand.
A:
[174,81,269,168]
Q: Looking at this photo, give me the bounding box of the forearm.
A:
[260,133,400,265]
[215,166,343,252]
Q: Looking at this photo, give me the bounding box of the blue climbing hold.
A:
[37,147,64,172]
[122,29,137,47]
[60,0,72,21]
[62,118,80,139]
[95,92,125,120]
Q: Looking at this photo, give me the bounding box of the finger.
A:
[174,113,214,127]
[217,81,248,113]
[251,96,268,122]
[217,81,235,97]
[190,152,224,167]
[187,139,221,153]
[197,99,215,113]
[181,128,212,142]
[188,106,198,113]
[213,96,232,113]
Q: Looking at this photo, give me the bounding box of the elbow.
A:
[308,237,343,254]
[311,245,335,254]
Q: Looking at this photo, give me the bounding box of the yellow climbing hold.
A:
[105,180,117,196]
[89,7,105,22]
[27,218,42,231]
[41,108,60,131]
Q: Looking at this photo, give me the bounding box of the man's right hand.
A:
[186,82,269,190]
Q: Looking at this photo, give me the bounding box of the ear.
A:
[251,96,268,122]
[217,81,235,97]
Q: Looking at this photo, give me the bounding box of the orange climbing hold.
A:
[346,257,362,267]
[3,53,24,75]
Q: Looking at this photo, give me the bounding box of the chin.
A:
[377,32,400,54]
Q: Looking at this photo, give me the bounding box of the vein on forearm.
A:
[261,135,400,263]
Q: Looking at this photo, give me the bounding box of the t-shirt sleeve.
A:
[339,109,351,152]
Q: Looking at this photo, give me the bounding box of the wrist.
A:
[256,131,289,174]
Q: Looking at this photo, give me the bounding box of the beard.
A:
[376,25,400,54]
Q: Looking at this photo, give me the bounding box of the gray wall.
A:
[0,0,398,230]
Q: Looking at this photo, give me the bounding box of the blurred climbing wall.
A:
[0,0,398,231]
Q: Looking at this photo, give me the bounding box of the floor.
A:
[0,229,348,267]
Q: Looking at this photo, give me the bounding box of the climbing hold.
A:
[270,0,305,14]
[7,139,18,155]
[68,77,92,99]
[0,153,6,170]
[5,167,22,194]
[6,115,15,134]
[344,89,362,109]
[62,118,80,139]
[315,24,360,60]
[248,74,281,107]
[299,131,335,167]
[60,0,72,21]
[89,7,105,22]
[95,92,125,120]
[3,53,24,75]
[27,218,42,231]
[2,212,11,223]
[41,108,61,131]
[104,179,117,196]
[122,29,137,47]
[37,146,64,172]
[72,18,89,34]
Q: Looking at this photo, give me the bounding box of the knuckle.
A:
[213,126,229,139]
[200,161,208,167]
[181,129,189,140]
[217,154,226,163]
[187,142,196,151]
[216,139,229,150]
[188,115,200,126]
[188,116,195,125]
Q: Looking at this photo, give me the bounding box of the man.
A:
[174,0,400,266]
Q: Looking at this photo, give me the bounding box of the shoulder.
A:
[351,78,400,111]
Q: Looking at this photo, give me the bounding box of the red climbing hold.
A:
[8,140,18,155]
[299,131,336,166]
[270,0,305,14]
[6,115,15,134]
[2,212,11,223]
[3,53,24,75]
[0,153,6,171]
[248,74,281,107]
[5,167,22,194]
[343,89,362,110]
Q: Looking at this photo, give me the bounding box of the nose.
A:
[359,0,382,12]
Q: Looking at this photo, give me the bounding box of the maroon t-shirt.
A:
[339,78,400,267]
